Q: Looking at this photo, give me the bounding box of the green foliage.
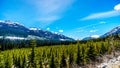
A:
[87,45,97,61]
[69,50,74,64]
[0,37,120,68]
[28,40,36,68]
[60,51,67,68]
[50,53,55,68]
[4,54,13,68]
[76,45,83,65]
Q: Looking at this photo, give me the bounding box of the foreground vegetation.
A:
[0,35,120,68]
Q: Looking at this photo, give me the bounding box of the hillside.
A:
[0,20,74,41]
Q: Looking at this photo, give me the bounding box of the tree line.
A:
[0,38,120,68]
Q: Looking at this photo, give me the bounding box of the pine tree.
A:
[87,45,97,61]
[69,51,74,65]
[0,52,4,68]
[50,53,55,68]
[22,55,26,68]
[60,51,67,68]
[4,54,12,68]
[100,43,107,54]
[17,56,21,68]
[76,45,82,65]
[28,39,36,68]
[39,58,43,68]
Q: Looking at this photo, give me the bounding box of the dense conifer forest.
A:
[0,35,120,68]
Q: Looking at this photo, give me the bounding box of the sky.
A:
[0,0,120,39]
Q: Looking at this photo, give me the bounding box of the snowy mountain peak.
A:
[82,35,99,40]
[0,20,74,41]
[0,20,25,27]
[101,25,120,37]
[110,26,120,33]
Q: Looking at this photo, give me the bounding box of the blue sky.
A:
[0,0,120,39]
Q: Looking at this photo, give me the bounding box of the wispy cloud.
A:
[81,4,120,20]
[90,30,98,33]
[66,21,106,34]
[77,21,105,30]
[46,27,50,30]
[100,21,106,24]
[38,16,60,22]
[59,30,64,32]
[27,0,75,27]
[37,16,60,27]
[64,21,106,39]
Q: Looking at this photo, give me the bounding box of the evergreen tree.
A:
[76,45,82,65]
[87,45,97,61]
[17,56,21,68]
[22,55,26,68]
[39,58,43,68]
[50,53,55,68]
[60,51,67,68]
[4,55,12,68]
[69,51,74,65]
[28,39,36,68]
[100,43,107,54]
[0,52,4,68]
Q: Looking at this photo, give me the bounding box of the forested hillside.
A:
[0,35,120,68]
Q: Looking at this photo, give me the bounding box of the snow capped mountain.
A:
[0,20,74,41]
[91,35,100,38]
[101,25,120,38]
[82,35,100,40]
[83,25,120,40]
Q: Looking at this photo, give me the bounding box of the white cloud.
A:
[77,23,102,30]
[38,16,60,22]
[76,29,84,32]
[100,21,106,24]
[35,0,74,15]
[59,30,64,32]
[114,4,120,11]
[67,21,106,34]
[91,35,99,38]
[46,27,50,30]
[26,0,75,27]
[37,16,60,27]
[90,30,97,33]
[81,3,120,20]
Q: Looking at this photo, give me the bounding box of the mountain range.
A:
[0,20,120,41]
[0,20,74,41]
[101,26,120,38]
[83,25,120,40]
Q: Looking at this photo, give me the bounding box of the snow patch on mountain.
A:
[29,28,40,31]
[0,36,26,40]
[101,25,120,37]
[27,35,47,40]
[91,35,99,38]
[6,36,26,40]
[0,20,74,41]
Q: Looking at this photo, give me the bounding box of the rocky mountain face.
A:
[82,25,120,40]
[0,20,74,41]
[101,26,120,38]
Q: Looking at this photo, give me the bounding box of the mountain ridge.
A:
[101,25,120,38]
[82,25,120,40]
[0,20,74,41]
